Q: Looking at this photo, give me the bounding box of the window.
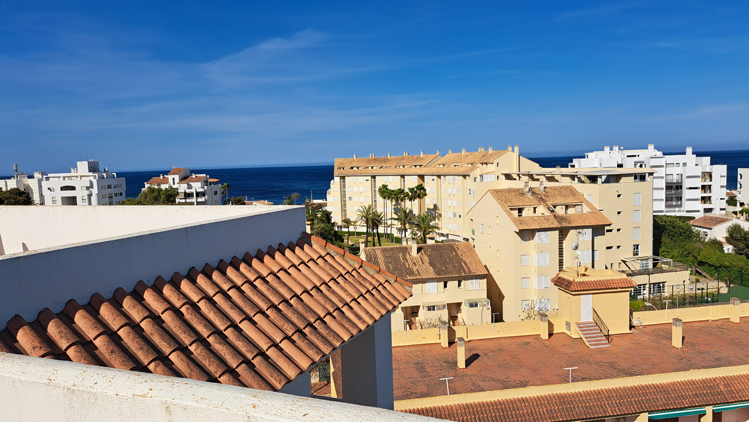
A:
[481,224,484,234]
[633,210,641,223]
[52,197,57,204]
[468,279,481,290]
[521,255,530,266]
[633,244,640,256]
[579,228,592,241]
[443,281,448,290]
[534,276,550,289]
[575,204,583,213]
[426,282,438,294]
[617,211,622,215]
[425,304,447,312]
[587,194,593,202]
[634,193,641,206]
[520,232,530,243]
[457,280,463,289]
[518,208,524,217]
[535,231,550,243]
[617,194,622,198]
[594,250,599,261]
[521,277,531,289]
[81,196,86,204]
[633,227,641,240]
[466,301,479,309]
[534,253,549,267]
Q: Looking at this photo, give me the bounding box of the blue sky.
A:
[1,1,748,172]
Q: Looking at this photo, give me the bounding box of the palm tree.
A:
[341,217,353,244]
[291,192,301,205]
[412,184,427,214]
[393,208,415,242]
[413,213,439,244]
[356,205,375,247]
[221,183,231,204]
[370,210,384,246]
[407,187,417,211]
[378,184,392,241]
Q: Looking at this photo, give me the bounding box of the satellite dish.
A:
[571,242,579,250]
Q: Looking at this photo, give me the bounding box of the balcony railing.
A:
[665,201,682,207]
[621,261,689,278]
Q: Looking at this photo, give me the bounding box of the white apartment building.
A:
[571,145,727,217]
[43,160,126,206]
[738,168,749,207]
[144,167,221,205]
[0,164,45,204]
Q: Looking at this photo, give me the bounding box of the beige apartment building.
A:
[361,242,488,331]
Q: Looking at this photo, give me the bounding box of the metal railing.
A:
[592,308,610,342]
[621,261,689,277]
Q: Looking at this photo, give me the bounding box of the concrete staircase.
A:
[575,322,610,349]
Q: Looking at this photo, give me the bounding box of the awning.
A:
[648,408,706,419]
[714,402,749,412]
[421,301,446,308]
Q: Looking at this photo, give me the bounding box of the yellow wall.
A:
[632,301,749,326]
[391,317,567,346]
[557,289,632,336]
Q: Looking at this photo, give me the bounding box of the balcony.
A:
[665,189,683,196]
[665,201,682,208]
[621,257,689,278]
[665,175,682,184]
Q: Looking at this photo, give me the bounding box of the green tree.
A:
[370,210,384,247]
[378,184,392,241]
[120,186,179,205]
[230,196,246,205]
[221,183,231,204]
[393,207,415,241]
[310,209,344,246]
[0,188,33,205]
[411,184,427,213]
[291,192,300,205]
[356,205,375,247]
[726,223,749,259]
[341,218,354,243]
[413,213,439,244]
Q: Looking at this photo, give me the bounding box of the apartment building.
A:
[361,242,489,330]
[43,160,126,206]
[327,147,540,240]
[0,164,45,204]
[739,168,749,207]
[571,145,727,217]
[144,167,221,205]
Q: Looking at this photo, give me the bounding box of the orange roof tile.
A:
[689,215,733,229]
[178,175,208,184]
[145,177,169,185]
[168,167,186,175]
[0,233,411,392]
[362,242,487,282]
[403,374,749,422]
[551,267,636,292]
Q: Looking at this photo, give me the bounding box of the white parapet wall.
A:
[0,205,306,323]
[0,353,436,422]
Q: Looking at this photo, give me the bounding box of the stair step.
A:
[590,344,611,348]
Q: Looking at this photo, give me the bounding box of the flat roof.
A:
[393,319,749,401]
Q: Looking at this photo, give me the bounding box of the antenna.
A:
[563,367,578,383]
[439,377,454,395]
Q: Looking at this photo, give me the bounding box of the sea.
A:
[6,149,749,203]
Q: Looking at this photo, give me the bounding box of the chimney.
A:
[354,154,358,159]
[462,148,466,154]
[420,151,423,156]
[436,150,440,155]
[388,152,391,158]
[440,321,449,348]
[411,239,418,257]
[515,145,520,173]
[648,144,655,152]
[457,337,466,369]
[539,313,549,340]
[672,318,683,349]
[539,180,546,193]
[730,297,741,323]
[508,145,512,151]
[404,152,409,156]
[371,153,375,157]
[488,146,493,152]
[449,149,452,154]
[686,146,693,155]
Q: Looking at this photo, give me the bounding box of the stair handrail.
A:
[592,308,610,342]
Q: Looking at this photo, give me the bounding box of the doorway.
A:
[580,294,592,322]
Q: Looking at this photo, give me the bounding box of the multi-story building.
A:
[738,168,749,207]
[571,145,727,217]
[43,160,126,206]
[144,167,222,205]
[328,147,540,240]
[0,164,45,204]
[361,242,488,330]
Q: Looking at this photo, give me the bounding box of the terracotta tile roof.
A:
[178,175,208,184]
[689,215,733,229]
[430,150,509,170]
[145,177,169,185]
[551,266,636,292]
[208,178,220,182]
[488,186,611,231]
[0,233,411,392]
[403,374,749,422]
[334,154,441,176]
[362,243,487,283]
[168,167,186,175]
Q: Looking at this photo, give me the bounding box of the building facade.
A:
[739,168,749,207]
[43,160,126,206]
[571,145,727,217]
[361,242,489,330]
[144,167,221,205]
[0,165,45,205]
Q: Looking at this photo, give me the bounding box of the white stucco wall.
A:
[0,206,305,323]
[0,205,296,255]
[0,353,435,422]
